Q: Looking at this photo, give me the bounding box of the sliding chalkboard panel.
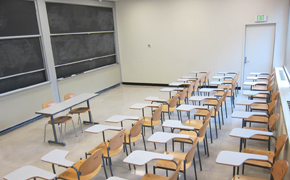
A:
[0,0,39,37]
[0,71,46,94]
[51,33,115,65]
[46,3,114,34]
[0,38,44,77]
[56,56,116,78]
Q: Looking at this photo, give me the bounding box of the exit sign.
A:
[256,15,268,22]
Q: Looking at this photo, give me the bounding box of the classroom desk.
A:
[231,111,267,119]
[181,76,198,80]
[41,149,74,174]
[85,125,122,142]
[169,82,190,87]
[243,82,268,90]
[229,128,273,152]
[160,87,183,98]
[144,96,167,103]
[148,132,191,151]
[105,115,139,127]
[177,78,190,82]
[3,165,57,180]
[35,93,98,146]
[216,151,268,176]
[189,96,216,105]
[217,71,237,76]
[123,150,176,174]
[190,71,207,77]
[162,120,195,132]
[249,72,270,76]
[209,81,222,86]
[246,76,269,81]
[212,76,232,81]
[199,88,223,96]
[236,99,266,111]
[176,104,208,121]
[243,90,269,100]
[130,103,160,117]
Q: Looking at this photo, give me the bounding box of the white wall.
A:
[116,0,289,84]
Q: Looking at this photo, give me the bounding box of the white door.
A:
[243,24,276,89]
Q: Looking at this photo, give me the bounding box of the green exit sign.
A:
[256,15,268,22]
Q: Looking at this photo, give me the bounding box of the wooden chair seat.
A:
[125,130,141,143]
[141,174,170,180]
[252,86,267,91]
[47,116,72,125]
[184,119,204,129]
[232,175,266,180]
[142,116,160,126]
[215,91,231,97]
[59,160,102,180]
[204,99,218,106]
[252,94,268,98]
[242,148,274,168]
[244,116,268,123]
[174,130,203,143]
[88,142,123,157]
[69,107,90,114]
[156,152,190,171]
[196,109,217,117]
[250,104,268,111]
[162,104,176,113]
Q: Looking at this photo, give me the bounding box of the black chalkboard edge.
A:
[57,63,118,81]
[50,31,115,36]
[0,81,51,97]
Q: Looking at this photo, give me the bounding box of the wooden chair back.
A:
[267,81,275,92]
[205,71,210,83]
[169,94,179,108]
[184,137,198,165]
[216,93,224,111]
[179,88,187,103]
[152,105,163,121]
[79,148,102,176]
[193,80,199,92]
[64,93,76,100]
[231,81,237,95]
[199,74,206,86]
[169,160,182,180]
[187,82,194,96]
[271,159,289,180]
[218,85,231,89]
[42,100,57,118]
[268,113,279,131]
[199,108,214,137]
[222,89,229,104]
[275,134,288,158]
[268,100,277,115]
[108,129,125,151]
[130,118,143,137]
[271,91,279,101]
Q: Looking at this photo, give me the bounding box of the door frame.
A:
[241,23,277,89]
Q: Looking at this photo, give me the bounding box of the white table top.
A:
[243,91,269,96]
[212,76,232,79]
[181,76,198,79]
[229,128,273,139]
[130,103,160,109]
[36,93,98,115]
[144,96,167,102]
[160,87,184,92]
[249,72,270,76]
[218,71,237,74]
[176,104,208,111]
[177,78,190,82]
[236,99,267,105]
[123,150,174,166]
[169,82,190,86]
[162,120,195,130]
[189,96,216,101]
[85,125,122,134]
[105,115,139,123]
[246,76,269,80]
[231,111,267,119]
[190,71,207,74]
[209,81,222,85]
[216,151,268,166]
[148,132,191,144]
[199,88,224,92]
[243,82,268,86]
[4,165,56,180]
[41,149,74,167]
[107,177,127,180]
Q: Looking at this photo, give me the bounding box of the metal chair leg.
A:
[78,114,83,133]
[71,119,78,137]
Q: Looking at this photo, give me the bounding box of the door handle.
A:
[244,57,249,64]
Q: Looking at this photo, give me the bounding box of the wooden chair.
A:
[204,71,210,87]
[198,74,206,89]
[233,159,288,180]
[192,80,199,96]
[155,138,199,180]
[195,92,224,138]
[216,81,237,112]
[250,94,278,113]
[162,94,179,119]
[186,82,194,103]
[43,100,77,142]
[241,134,288,173]
[86,129,126,176]
[59,148,108,180]
[174,108,213,172]
[243,113,279,151]
[143,105,163,135]
[252,83,275,102]
[252,75,275,91]
[141,160,182,180]
[64,93,90,132]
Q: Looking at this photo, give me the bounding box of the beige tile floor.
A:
[0,85,273,180]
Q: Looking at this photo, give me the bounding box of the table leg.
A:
[165,143,167,151]
[142,109,145,117]
[233,166,236,177]
[102,131,106,142]
[169,92,172,98]
[145,164,148,174]
[121,121,123,127]
[48,115,66,146]
[83,101,99,124]
[239,138,242,152]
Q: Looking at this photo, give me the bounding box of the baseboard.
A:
[0,83,121,136]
